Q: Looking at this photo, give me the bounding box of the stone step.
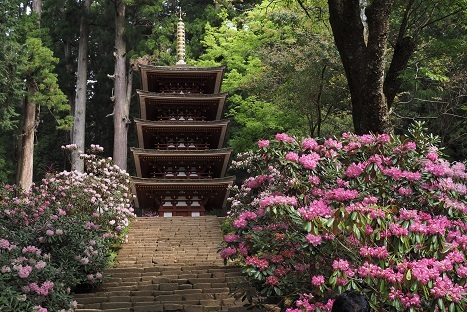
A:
[74,217,266,311]
[76,304,266,312]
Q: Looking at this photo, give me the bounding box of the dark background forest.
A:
[1,0,466,186]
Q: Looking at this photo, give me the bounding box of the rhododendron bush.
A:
[0,145,135,311]
[221,123,467,312]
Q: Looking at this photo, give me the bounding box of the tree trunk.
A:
[16,89,37,192]
[328,0,393,134]
[383,0,417,109]
[112,0,129,170]
[71,0,92,172]
[16,0,42,191]
[383,36,416,108]
[32,0,42,20]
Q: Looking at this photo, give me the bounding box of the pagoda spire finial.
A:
[176,8,186,65]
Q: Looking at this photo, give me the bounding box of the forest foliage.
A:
[0,0,465,184]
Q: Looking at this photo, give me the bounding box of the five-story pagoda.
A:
[131,17,234,217]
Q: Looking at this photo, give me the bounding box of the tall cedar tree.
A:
[16,0,42,191]
[112,0,133,170]
[71,0,93,172]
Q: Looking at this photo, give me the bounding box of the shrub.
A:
[0,239,75,312]
[221,123,467,311]
[0,145,135,311]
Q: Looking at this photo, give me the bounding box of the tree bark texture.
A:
[383,0,417,109]
[16,0,42,191]
[113,0,129,170]
[71,0,92,172]
[32,0,42,20]
[16,89,36,192]
[383,35,416,108]
[328,0,393,134]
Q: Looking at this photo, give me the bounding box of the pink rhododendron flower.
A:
[345,163,364,178]
[299,153,320,170]
[22,246,41,255]
[265,275,279,286]
[285,152,299,162]
[245,256,269,270]
[333,259,351,272]
[424,162,445,176]
[426,152,439,162]
[430,276,464,302]
[275,267,288,277]
[358,134,375,144]
[35,261,47,270]
[384,167,403,179]
[301,138,318,151]
[259,195,297,208]
[246,175,273,188]
[258,140,270,148]
[238,243,248,256]
[377,133,391,143]
[360,246,390,259]
[239,211,257,220]
[224,234,240,242]
[311,275,325,286]
[343,141,362,153]
[324,188,359,201]
[298,200,331,220]
[397,186,413,196]
[220,247,237,259]
[269,254,284,263]
[18,265,32,278]
[402,171,422,181]
[233,219,247,229]
[456,265,467,278]
[275,133,295,143]
[324,138,342,149]
[389,223,409,236]
[306,234,322,246]
[308,175,320,185]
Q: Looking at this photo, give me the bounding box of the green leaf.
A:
[449,302,455,312]
[325,217,335,228]
[438,298,445,311]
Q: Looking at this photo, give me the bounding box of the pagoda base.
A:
[158,206,204,217]
[132,176,235,217]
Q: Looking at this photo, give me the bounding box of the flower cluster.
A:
[222,123,467,311]
[1,146,135,311]
[0,238,76,311]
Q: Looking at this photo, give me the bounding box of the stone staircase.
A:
[74,217,264,312]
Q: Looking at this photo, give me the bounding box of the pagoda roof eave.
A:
[133,118,230,127]
[132,176,235,213]
[134,119,230,150]
[131,148,233,179]
[137,91,228,120]
[137,90,228,98]
[132,176,235,186]
[131,147,233,155]
[138,64,225,72]
[139,64,225,94]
